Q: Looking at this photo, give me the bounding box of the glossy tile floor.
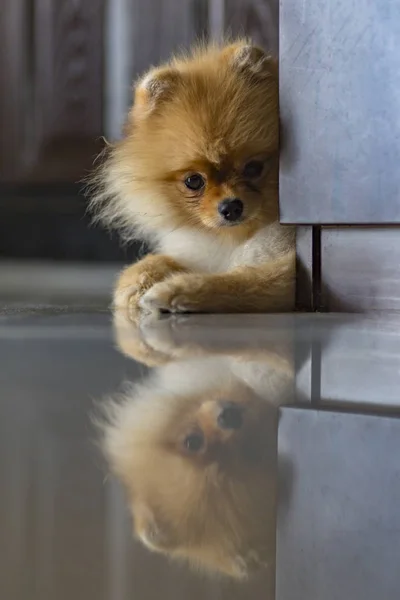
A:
[1,306,400,600]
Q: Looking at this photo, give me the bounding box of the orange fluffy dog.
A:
[90,40,295,315]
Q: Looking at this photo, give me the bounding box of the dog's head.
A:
[100,383,278,578]
[90,41,279,243]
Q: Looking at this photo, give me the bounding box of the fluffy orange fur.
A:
[98,313,294,580]
[89,40,295,315]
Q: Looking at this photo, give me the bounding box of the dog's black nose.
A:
[217,403,243,430]
[218,198,243,222]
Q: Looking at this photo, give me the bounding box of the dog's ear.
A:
[224,42,278,81]
[134,504,179,551]
[133,67,181,118]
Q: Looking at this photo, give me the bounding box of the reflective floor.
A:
[1,307,400,600]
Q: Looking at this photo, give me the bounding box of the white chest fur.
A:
[153,356,291,408]
[156,222,294,273]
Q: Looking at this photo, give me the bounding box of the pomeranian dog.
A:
[98,313,294,580]
[90,40,295,315]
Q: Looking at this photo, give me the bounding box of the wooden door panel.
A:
[29,0,104,182]
[224,0,278,54]
[0,0,29,181]
[320,227,400,311]
[0,0,104,184]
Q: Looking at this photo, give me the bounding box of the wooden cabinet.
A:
[0,0,104,183]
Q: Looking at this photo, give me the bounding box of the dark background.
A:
[0,0,278,263]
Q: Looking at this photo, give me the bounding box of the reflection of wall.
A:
[0,327,135,600]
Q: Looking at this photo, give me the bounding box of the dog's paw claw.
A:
[139,283,195,314]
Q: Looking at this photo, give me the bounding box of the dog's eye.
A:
[183,432,204,453]
[184,173,205,191]
[243,160,264,179]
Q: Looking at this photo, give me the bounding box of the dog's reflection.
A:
[99,313,294,580]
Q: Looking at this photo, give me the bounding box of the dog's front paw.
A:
[114,271,155,318]
[114,257,187,319]
[139,274,208,314]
